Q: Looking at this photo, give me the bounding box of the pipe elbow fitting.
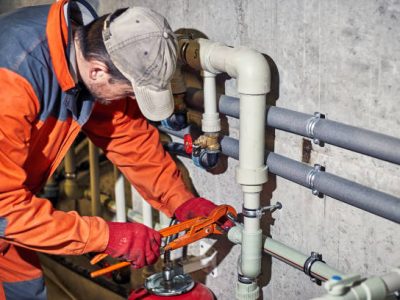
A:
[197,38,225,74]
[197,38,271,95]
[229,48,271,95]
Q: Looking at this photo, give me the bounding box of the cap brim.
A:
[133,85,174,121]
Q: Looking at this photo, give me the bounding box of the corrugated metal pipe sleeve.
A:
[159,126,400,224]
[184,89,400,166]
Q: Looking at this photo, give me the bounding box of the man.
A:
[0,1,226,299]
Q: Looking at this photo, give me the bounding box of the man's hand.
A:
[174,197,234,231]
[105,222,161,269]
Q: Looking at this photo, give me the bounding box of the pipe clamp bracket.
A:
[306,164,325,198]
[306,112,325,146]
[304,251,325,286]
[242,202,282,219]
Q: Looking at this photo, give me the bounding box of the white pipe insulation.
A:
[197,38,271,298]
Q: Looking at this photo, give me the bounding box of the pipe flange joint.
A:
[306,112,325,147]
[304,251,325,286]
[306,164,325,198]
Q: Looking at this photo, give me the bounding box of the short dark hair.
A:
[75,15,131,85]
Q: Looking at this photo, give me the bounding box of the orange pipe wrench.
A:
[90,204,237,278]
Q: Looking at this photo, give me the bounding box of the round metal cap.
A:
[145,272,195,296]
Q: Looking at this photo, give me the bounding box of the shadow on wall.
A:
[259,53,280,297]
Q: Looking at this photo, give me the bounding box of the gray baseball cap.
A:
[102,7,177,121]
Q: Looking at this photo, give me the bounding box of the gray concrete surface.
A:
[1,1,400,299]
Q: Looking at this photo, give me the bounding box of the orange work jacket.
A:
[0,0,193,255]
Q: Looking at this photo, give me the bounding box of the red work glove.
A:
[105,222,161,269]
[174,197,234,231]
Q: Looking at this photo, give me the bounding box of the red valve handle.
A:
[184,134,193,154]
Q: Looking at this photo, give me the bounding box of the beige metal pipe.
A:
[64,148,81,201]
[89,142,101,216]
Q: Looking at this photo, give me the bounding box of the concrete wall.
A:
[1,1,400,299]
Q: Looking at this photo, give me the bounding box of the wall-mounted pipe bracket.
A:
[307,164,325,198]
[242,202,282,219]
[306,112,326,146]
[304,251,326,286]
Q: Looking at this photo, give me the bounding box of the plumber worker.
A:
[0,1,228,299]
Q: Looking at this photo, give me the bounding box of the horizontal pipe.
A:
[267,106,400,166]
[266,152,400,224]
[264,238,343,282]
[228,226,344,283]
[159,127,400,224]
[185,91,400,166]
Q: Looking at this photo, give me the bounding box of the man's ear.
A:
[88,60,109,82]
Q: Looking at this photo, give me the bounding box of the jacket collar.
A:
[46,0,97,92]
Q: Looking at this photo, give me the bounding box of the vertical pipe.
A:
[130,185,136,217]
[238,95,266,171]
[237,94,267,280]
[183,39,270,299]
[142,199,153,228]
[64,148,76,176]
[159,212,171,230]
[202,70,221,133]
[89,142,101,216]
[130,185,154,227]
[64,148,80,206]
[114,166,126,222]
